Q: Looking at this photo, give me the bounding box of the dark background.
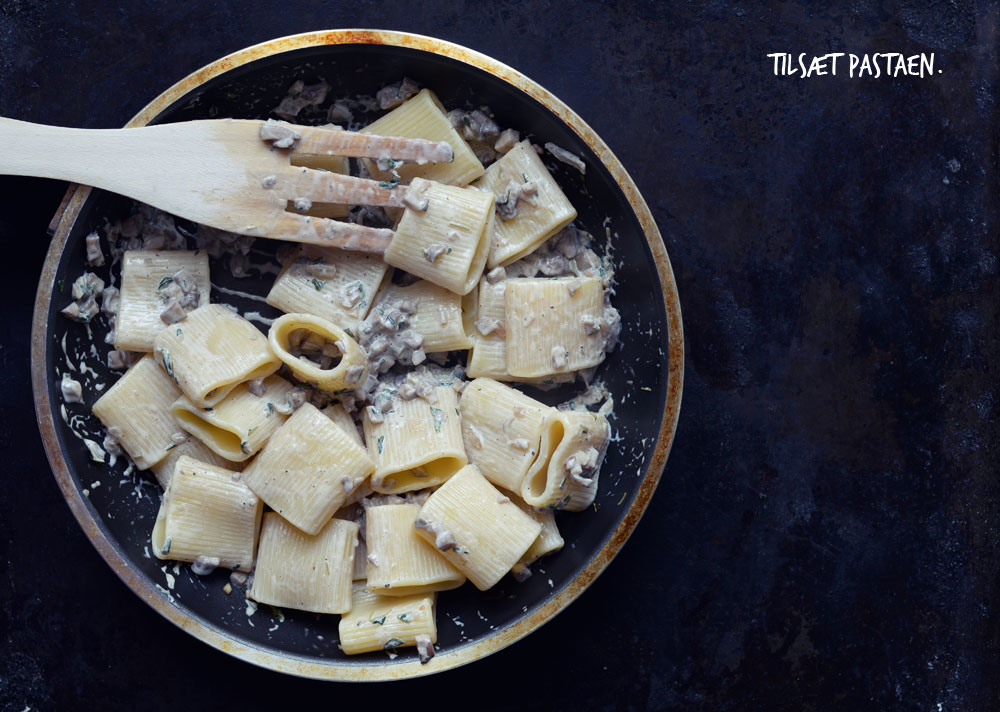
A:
[1,1,997,710]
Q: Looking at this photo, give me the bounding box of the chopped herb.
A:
[522,172,529,182]
[382,638,405,650]
[157,276,174,290]
[453,546,469,555]
[378,178,399,189]
[311,278,325,291]
[269,606,285,623]
[165,443,178,451]
[265,402,275,417]
[430,407,444,433]
[617,492,627,506]
[247,426,256,437]
[161,538,171,555]
[158,349,177,383]
[549,495,572,510]
[397,611,413,622]
[344,328,355,338]
[377,435,384,454]
[370,615,386,625]
[58,279,65,292]
[377,307,396,327]
[240,441,250,454]
[175,328,183,336]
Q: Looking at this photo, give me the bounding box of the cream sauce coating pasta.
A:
[75,80,621,665]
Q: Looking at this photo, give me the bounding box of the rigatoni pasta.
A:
[153,304,279,408]
[475,140,577,267]
[521,409,611,511]
[170,374,296,462]
[249,513,358,614]
[362,88,483,187]
[465,277,575,386]
[384,178,495,295]
[415,464,542,591]
[151,456,262,572]
[459,377,550,493]
[268,313,368,394]
[115,250,210,351]
[242,403,374,535]
[266,245,388,331]
[338,584,437,655]
[372,279,470,353]
[362,385,467,494]
[504,276,607,378]
[92,355,185,470]
[365,503,465,596]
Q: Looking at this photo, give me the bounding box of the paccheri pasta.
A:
[76,78,622,666]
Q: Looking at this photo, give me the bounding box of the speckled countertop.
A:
[1,2,997,709]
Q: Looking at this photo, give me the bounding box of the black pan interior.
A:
[44,42,670,668]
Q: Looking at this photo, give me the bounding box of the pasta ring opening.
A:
[269,313,368,395]
[173,409,246,460]
[372,456,465,495]
[524,418,564,502]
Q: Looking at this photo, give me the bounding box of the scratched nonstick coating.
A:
[41,42,671,672]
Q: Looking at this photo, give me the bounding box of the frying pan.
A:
[30,30,683,680]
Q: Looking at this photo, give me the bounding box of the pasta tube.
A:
[268,313,368,395]
[415,464,541,591]
[170,375,295,462]
[339,584,437,656]
[153,304,279,408]
[249,513,357,614]
[521,409,611,511]
[151,455,262,572]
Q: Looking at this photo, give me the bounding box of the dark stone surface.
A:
[1,1,997,709]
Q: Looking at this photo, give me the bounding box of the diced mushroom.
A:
[191,556,221,576]
[416,634,435,664]
[474,317,504,337]
[85,232,105,266]
[248,378,267,397]
[544,142,586,173]
[402,182,430,212]
[376,77,420,110]
[494,128,520,154]
[60,376,83,404]
[259,119,301,149]
[159,299,187,325]
[581,314,602,335]
[306,262,337,280]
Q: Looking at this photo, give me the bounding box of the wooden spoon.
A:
[0,117,453,253]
